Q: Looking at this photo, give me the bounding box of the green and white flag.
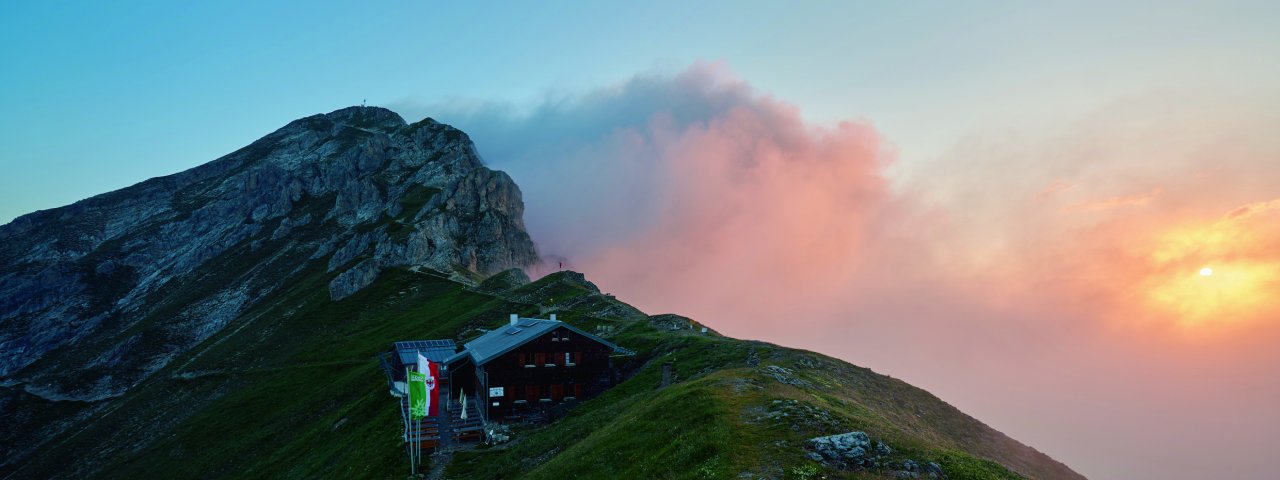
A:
[408,371,428,420]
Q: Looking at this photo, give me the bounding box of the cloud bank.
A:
[393,64,1280,479]
[398,63,937,327]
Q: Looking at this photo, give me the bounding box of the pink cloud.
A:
[580,103,901,329]
[1227,198,1280,220]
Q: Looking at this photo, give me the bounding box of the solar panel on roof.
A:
[394,339,454,348]
[393,339,458,365]
[505,327,523,334]
[518,318,538,327]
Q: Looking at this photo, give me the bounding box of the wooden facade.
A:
[475,325,614,420]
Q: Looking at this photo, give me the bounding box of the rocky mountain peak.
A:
[0,107,538,403]
[322,105,408,129]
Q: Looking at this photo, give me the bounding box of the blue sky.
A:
[4,1,1275,223]
[2,3,1280,479]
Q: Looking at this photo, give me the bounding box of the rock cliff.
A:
[0,106,538,403]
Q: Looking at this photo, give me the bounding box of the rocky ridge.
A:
[0,106,538,404]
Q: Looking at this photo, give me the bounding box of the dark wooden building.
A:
[445,314,625,421]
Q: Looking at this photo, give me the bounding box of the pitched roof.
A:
[451,317,622,366]
[393,339,457,366]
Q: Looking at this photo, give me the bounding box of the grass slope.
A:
[4,269,1078,480]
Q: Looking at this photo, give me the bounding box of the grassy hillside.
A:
[3,268,1078,479]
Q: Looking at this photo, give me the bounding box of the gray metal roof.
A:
[443,349,470,365]
[393,339,457,366]
[453,317,622,366]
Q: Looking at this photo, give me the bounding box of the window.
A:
[521,353,535,368]
[565,352,574,366]
[545,352,557,367]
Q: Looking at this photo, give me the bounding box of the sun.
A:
[1200,267,1213,276]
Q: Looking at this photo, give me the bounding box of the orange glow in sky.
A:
[1139,203,1280,327]
[1147,262,1278,326]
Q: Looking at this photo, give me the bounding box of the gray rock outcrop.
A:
[808,431,876,467]
[0,106,538,405]
[807,431,945,479]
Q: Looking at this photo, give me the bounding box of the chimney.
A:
[549,314,557,322]
[510,314,518,326]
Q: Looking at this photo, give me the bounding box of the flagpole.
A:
[415,367,420,473]
[406,367,414,476]
[420,365,424,469]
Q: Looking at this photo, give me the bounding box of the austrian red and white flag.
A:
[416,353,440,416]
